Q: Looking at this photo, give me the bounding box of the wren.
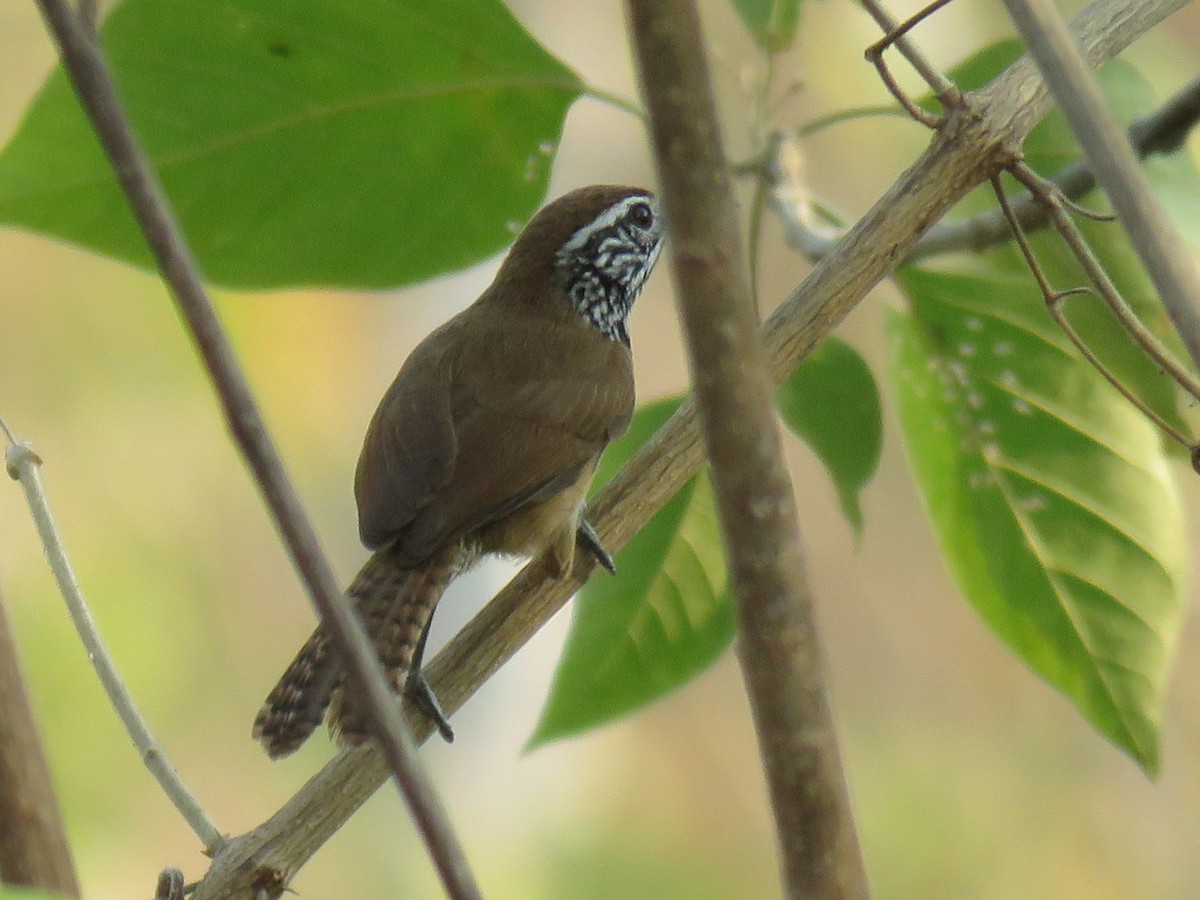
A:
[253,185,664,757]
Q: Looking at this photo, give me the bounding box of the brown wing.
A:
[355,305,633,567]
[354,319,460,551]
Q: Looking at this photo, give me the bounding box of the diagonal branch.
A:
[30,1,479,897]
[189,0,1189,894]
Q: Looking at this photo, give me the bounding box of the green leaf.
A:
[731,0,804,54]
[776,336,882,535]
[892,47,1199,772]
[888,267,1187,773]
[945,38,1024,93]
[0,0,582,289]
[529,398,734,748]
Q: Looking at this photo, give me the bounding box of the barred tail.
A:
[251,551,411,759]
[329,543,462,746]
[252,627,334,758]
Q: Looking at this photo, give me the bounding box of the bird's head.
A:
[493,185,664,346]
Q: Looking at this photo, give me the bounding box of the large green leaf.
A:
[889,267,1186,773]
[890,45,1195,771]
[0,0,582,289]
[730,0,804,54]
[529,398,733,748]
[776,336,882,535]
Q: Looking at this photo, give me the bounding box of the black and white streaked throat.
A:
[555,193,664,346]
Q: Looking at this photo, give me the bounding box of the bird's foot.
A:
[577,518,616,575]
[406,669,455,743]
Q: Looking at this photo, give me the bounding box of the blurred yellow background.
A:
[3,1,1200,897]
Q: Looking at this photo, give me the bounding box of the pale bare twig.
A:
[2,420,225,854]
[31,1,480,896]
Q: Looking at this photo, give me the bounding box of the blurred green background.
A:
[3,1,1200,897]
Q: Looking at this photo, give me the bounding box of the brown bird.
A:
[253,185,664,758]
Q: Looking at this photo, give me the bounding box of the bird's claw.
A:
[577,518,616,575]
[406,670,455,743]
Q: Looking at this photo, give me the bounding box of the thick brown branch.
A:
[0,587,81,898]
[191,0,1190,893]
[626,1,868,897]
[31,1,479,897]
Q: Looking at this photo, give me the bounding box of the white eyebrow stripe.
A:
[559,195,658,255]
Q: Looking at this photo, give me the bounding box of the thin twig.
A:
[767,132,850,259]
[793,104,913,138]
[778,73,1200,262]
[627,1,870,896]
[990,174,1193,447]
[30,2,481,896]
[188,0,1190,893]
[862,0,961,127]
[1003,0,1200,374]
[0,580,81,897]
[1010,162,1200,404]
[2,422,225,855]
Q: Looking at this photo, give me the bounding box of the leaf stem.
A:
[793,104,912,138]
[581,85,646,120]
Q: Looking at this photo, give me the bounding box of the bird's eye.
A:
[629,201,654,229]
